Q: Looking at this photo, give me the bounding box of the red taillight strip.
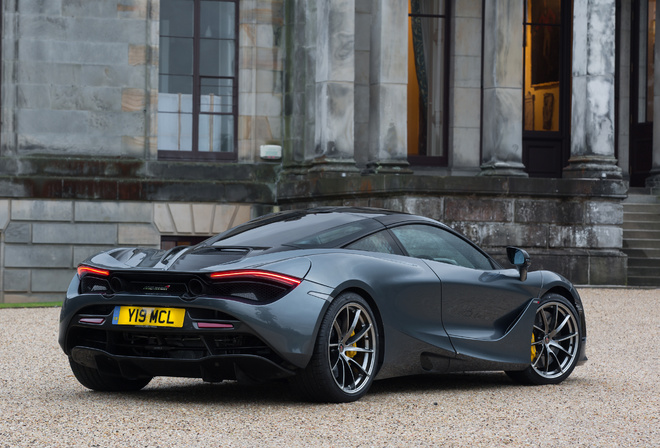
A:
[208,270,301,286]
[77,266,110,277]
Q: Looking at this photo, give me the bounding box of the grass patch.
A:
[0,301,62,309]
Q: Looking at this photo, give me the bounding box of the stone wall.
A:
[0,199,257,303]
[278,174,628,285]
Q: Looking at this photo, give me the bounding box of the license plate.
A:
[112,306,185,328]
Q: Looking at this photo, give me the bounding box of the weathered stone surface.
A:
[31,269,76,292]
[4,222,32,243]
[516,200,584,225]
[3,269,31,292]
[75,201,152,223]
[5,244,73,268]
[445,198,513,223]
[11,200,73,221]
[118,224,160,246]
[32,223,118,245]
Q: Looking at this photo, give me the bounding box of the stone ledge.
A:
[277,173,628,202]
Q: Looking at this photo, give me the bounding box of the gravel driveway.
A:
[1,288,658,447]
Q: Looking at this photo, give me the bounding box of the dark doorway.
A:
[630,0,655,187]
[522,0,573,178]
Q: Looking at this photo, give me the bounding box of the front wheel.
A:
[69,358,152,392]
[295,292,379,402]
[507,294,582,385]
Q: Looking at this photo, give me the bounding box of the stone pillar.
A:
[312,0,358,172]
[648,0,660,187]
[366,0,411,174]
[565,0,622,179]
[480,0,527,177]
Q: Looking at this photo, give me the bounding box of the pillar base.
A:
[364,159,413,175]
[563,156,622,180]
[479,162,528,177]
[308,157,360,174]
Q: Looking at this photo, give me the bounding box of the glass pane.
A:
[200,39,235,77]
[407,0,445,157]
[158,92,193,114]
[158,75,193,95]
[200,1,235,39]
[160,0,194,37]
[198,114,233,152]
[158,110,193,151]
[200,78,233,113]
[523,0,562,132]
[159,37,193,76]
[638,0,656,123]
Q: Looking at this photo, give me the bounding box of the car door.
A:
[389,224,541,364]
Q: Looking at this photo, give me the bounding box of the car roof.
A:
[205,207,423,249]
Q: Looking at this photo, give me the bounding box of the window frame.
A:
[157,0,239,161]
[407,0,451,167]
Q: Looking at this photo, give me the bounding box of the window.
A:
[390,225,495,270]
[523,0,562,132]
[158,0,238,160]
[345,231,399,255]
[407,0,450,166]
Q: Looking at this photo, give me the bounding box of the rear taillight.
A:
[77,265,110,277]
[77,265,111,294]
[207,270,301,302]
[209,270,301,286]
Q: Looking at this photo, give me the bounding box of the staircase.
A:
[622,189,660,287]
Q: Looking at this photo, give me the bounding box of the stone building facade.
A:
[0,0,656,302]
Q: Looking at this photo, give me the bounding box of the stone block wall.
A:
[278,174,628,285]
[0,199,256,303]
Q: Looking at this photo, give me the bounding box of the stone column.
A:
[648,0,660,187]
[366,0,411,174]
[311,0,358,172]
[565,0,622,179]
[480,0,527,177]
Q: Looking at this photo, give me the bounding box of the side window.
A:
[390,225,494,270]
[345,231,399,255]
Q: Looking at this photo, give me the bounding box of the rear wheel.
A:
[69,358,152,392]
[507,294,581,385]
[295,292,379,402]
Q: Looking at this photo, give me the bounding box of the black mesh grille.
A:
[80,277,111,294]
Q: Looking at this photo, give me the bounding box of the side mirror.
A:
[506,247,531,282]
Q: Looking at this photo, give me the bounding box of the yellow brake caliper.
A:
[531,333,537,362]
[346,331,357,358]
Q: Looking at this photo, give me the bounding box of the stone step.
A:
[623,229,660,240]
[623,202,660,213]
[624,193,660,204]
[623,212,660,223]
[623,221,660,231]
[627,257,660,268]
[622,248,660,259]
[627,276,660,287]
[623,238,660,249]
[627,265,660,277]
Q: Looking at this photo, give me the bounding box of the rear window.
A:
[208,211,382,249]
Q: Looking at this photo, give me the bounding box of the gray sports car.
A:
[59,207,587,402]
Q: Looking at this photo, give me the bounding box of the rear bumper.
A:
[71,346,295,382]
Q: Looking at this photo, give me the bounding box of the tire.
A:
[69,357,152,392]
[295,292,379,403]
[507,293,582,385]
